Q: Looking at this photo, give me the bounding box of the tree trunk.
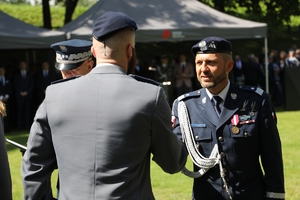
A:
[213,0,225,12]
[64,0,79,25]
[42,0,52,29]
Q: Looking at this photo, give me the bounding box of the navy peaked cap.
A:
[191,37,232,56]
[93,11,138,41]
[51,39,92,70]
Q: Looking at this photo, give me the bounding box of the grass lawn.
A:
[5,109,300,199]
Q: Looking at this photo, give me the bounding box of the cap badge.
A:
[208,41,216,49]
[199,41,207,51]
[59,45,67,52]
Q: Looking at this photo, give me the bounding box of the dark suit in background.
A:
[243,55,262,87]
[232,55,245,86]
[35,67,59,107]
[14,61,34,130]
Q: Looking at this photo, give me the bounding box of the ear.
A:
[88,60,94,70]
[126,44,133,58]
[91,46,96,57]
[226,60,234,72]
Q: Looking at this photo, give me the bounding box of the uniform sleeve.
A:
[259,94,285,199]
[150,87,187,174]
[172,99,182,140]
[22,102,57,200]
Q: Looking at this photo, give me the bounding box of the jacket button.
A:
[218,136,224,142]
[220,152,226,157]
[244,131,249,137]
[195,135,199,140]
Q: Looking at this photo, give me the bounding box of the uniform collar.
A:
[92,63,126,74]
[206,81,230,101]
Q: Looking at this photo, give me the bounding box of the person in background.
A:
[172,36,284,200]
[51,39,94,79]
[0,66,12,132]
[285,49,299,67]
[232,54,245,86]
[0,100,12,200]
[35,61,59,107]
[174,53,195,98]
[13,60,34,131]
[22,11,187,200]
[242,54,262,87]
[153,54,175,105]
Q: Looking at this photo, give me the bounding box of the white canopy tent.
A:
[58,0,269,92]
[58,0,267,42]
[0,10,66,50]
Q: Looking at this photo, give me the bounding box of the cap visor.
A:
[55,61,84,71]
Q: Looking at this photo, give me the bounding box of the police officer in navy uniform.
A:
[172,37,285,200]
[51,39,94,79]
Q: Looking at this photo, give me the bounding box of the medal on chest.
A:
[231,114,240,134]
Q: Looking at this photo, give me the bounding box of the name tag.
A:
[191,124,207,128]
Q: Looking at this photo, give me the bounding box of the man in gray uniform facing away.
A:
[22,11,188,200]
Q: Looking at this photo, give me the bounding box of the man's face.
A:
[42,62,50,70]
[0,68,5,76]
[195,53,233,94]
[19,61,27,70]
[60,58,93,79]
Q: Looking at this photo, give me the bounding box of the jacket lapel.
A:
[199,89,219,126]
[217,83,241,129]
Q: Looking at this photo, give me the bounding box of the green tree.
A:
[198,0,300,38]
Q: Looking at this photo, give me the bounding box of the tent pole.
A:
[264,37,269,94]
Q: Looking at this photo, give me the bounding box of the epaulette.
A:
[239,85,264,96]
[129,74,160,86]
[177,90,201,101]
[51,75,81,85]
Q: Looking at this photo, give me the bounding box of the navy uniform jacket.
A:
[172,82,284,200]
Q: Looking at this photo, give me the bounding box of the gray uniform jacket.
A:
[22,64,187,200]
[0,116,12,200]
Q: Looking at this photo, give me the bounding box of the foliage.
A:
[5,109,300,199]
[0,3,93,28]
[199,0,300,39]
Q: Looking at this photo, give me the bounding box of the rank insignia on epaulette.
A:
[51,75,80,85]
[129,74,160,86]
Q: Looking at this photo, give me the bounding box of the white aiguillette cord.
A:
[178,101,232,200]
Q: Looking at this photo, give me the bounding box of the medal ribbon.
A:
[231,114,240,126]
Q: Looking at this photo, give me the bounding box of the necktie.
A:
[182,64,185,73]
[212,96,223,117]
